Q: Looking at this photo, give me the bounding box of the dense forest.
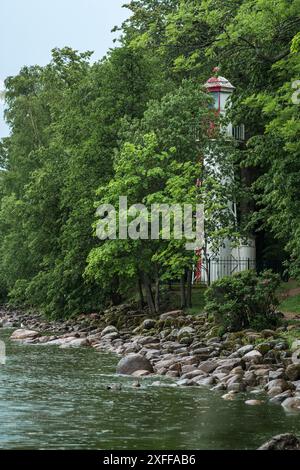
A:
[0,0,299,318]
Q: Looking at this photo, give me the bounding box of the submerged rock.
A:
[116,354,153,375]
[245,400,264,406]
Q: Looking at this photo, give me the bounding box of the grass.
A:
[277,278,300,295]
[279,294,300,314]
[163,284,207,315]
[280,328,300,348]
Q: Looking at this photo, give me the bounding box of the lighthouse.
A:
[195,69,256,284]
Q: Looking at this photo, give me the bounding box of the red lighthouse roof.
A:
[204,75,235,93]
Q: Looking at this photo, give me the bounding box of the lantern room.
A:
[204,71,235,115]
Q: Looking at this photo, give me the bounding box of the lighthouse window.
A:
[208,92,219,110]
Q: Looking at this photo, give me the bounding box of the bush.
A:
[204,270,281,332]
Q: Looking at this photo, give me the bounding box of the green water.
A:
[0,329,300,450]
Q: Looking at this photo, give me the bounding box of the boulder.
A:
[101,325,118,337]
[236,345,254,356]
[269,369,285,381]
[268,386,285,398]
[10,329,39,341]
[102,332,119,341]
[227,382,245,392]
[266,378,289,392]
[286,363,300,381]
[141,319,157,330]
[177,326,195,340]
[255,342,272,355]
[291,340,300,352]
[196,376,215,386]
[269,390,293,404]
[244,371,257,387]
[258,433,300,450]
[116,354,153,375]
[261,329,276,338]
[243,350,263,362]
[160,310,183,320]
[198,360,218,374]
[59,338,89,348]
[216,358,242,369]
[281,397,300,411]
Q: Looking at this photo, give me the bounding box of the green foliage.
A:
[1,0,299,318]
[205,270,281,332]
[86,80,237,313]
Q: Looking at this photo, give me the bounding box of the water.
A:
[0,329,300,450]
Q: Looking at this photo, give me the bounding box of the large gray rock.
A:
[116,354,154,375]
[160,310,183,320]
[59,338,89,349]
[281,397,300,411]
[258,433,300,450]
[198,360,218,374]
[291,340,300,352]
[141,319,157,330]
[286,363,300,381]
[10,329,39,341]
[269,390,293,404]
[236,345,254,356]
[243,350,263,362]
[101,325,118,337]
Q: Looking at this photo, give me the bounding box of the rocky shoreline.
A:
[1,304,300,412]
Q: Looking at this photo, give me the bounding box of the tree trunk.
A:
[180,274,186,309]
[137,276,145,310]
[154,277,160,314]
[186,269,192,308]
[143,273,156,315]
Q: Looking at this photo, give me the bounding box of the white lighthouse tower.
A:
[196,69,256,284]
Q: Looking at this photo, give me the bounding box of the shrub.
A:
[204,270,281,332]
